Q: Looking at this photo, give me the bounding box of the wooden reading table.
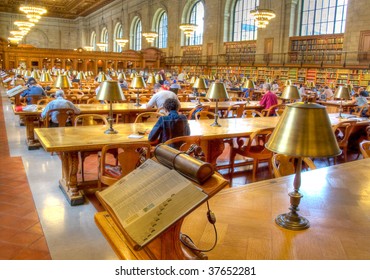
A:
[34,117,277,205]
[96,158,370,260]
[14,101,262,150]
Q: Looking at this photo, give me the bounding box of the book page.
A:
[7,85,27,97]
[99,159,208,247]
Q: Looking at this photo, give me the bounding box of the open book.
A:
[7,85,27,97]
[97,158,208,249]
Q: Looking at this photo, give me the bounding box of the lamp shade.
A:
[76,71,86,81]
[130,76,146,89]
[280,85,300,100]
[285,80,292,86]
[117,73,126,80]
[192,77,208,89]
[334,86,351,100]
[189,76,196,84]
[54,74,72,88]
[147,75,155,84]
[366,85,370,92]
[266,102,341,158]
[206,82,229,100]
[242,79,255,89]
[97,72,107,83]
[96,80,125,101]
[40,71,53,82]
[31,70,40,80]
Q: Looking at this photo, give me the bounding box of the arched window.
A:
[90,31,96,51]
[100,27,108,52]
[114,23,123,52]
[188,1,204,46]
[233,0,258,41]
[157,12,168,49]
[300,0,348,36]
[132,19,142,51]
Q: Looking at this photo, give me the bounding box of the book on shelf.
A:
[96,145,214,250]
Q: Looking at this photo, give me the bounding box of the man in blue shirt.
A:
[41,89,81,126]
[21,77,46,104]
[148,98,190,149]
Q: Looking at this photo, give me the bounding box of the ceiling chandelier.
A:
[83,46,94,51]
[14,21,35,31]
[115,38,129,47]
[142,32,158,43]
[250,0,276,28]
[179,23,197,37]
[10,30,28,38]
[20,5,47,23]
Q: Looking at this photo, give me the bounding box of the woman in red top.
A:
[260,83,278,115]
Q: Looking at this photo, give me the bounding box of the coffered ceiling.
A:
[0,0,116,19]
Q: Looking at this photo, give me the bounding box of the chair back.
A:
[272,154,317,178]
[223,103,245,118]
[74,114,108,126]
[187,105,211,120]
[359,140,370,158]
[99,143,152,187]
[44,108,76,127]
[242,109,264,118]
[332,120,357,147]
[134,112,164,123]
[164,135,202,152]
[194,111,217,120]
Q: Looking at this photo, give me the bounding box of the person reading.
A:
[148,98,190,149]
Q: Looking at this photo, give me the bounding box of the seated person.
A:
[147,83,180,110]
[321,86,334,100]
[260,83,278,115]
[41,89,81,127]
[148,98,190,149]
[350,91,369,117]
[118,78,128,89]
[21,78,46,104]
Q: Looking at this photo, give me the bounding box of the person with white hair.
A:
[41,89,80,126]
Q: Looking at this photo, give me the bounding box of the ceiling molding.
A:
[0,0,116,19]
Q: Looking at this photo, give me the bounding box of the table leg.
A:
[202,139,225,167]
[59,151,85,206]
[24,115,41,150]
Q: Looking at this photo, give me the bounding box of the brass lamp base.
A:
[104,128,118,134]
[275,212,310,231]
[210,122,221,127]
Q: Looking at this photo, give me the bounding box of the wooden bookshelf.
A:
[289,34,344,65]
[224,41,256,64]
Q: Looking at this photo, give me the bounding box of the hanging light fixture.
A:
[250,0,276,28]
[143,32,158,43]
[14,21,34,32]
[115,38,129,47]
[96,42,108,51]
[19,5,47,23]
[83,46,94,51]
[179,23,198,37]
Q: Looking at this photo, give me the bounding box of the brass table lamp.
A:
[40,71,53,83]
[96,80,125,134]
[266,102,341,230]
[192,77,208,105]
[280,85,300,103]
[97,72,107,83]
[285,79,292,86]
[206,82,229,127]
[334,86,351,118]
[54,74,72,89]
[130,76,146,107]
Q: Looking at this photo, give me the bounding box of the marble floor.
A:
[0,90,117,260]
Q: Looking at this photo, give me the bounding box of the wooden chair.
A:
[352,104,369,117]
[87,97,106,104]
[99,143,152,188]
[163,135,202,152]
[359,140,370,159]
[134,112,164,123]
[332,119,357,162]
[194,110,217,120]
[79,95,91,104]
[65,94,78,103]
[229,127,274,183]
[37,98,51,106]
[74,114,109,181]
[272,154,317,178]
[187,105,211,120]
[261,104,285,117]
[43,108,76,127]
[242,109,264,118]
[223,103,245,118]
